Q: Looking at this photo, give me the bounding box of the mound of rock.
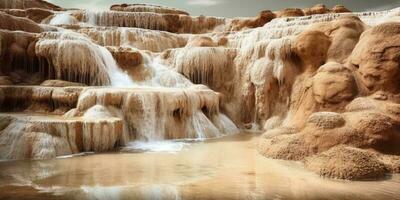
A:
[305,146,387,180]
[258,22,400,180]
[0,11,43,33]
[106,46,143,68]
[350,22,400,94]
[332,5,351,13]
[229,10,276,31]
[276,8,304,18]
[110,4,189,15]
[0,0,62,11]
[0,8,53,23]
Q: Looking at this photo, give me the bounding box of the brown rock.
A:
[0,30,38,79]
[186,36,216,47]
[229,10,276,31]
[306,112,345,129]
[345,110,400,154]
[0,8,53,23]
[106,46,151,82]
[293,30,331,71]
[110,4,189,15]
[305,146,387,180]
[350,22,400,94]
[40,80,87,87]
[0,11,43,33]
[106,46,143,68]
[332,5,351,13]
[217,37,228,46]
[258,134,310,160]
[261,127,296,139]
[312,62,357,105]
[277,8,304,18]
[308,16,366,63]
[303,4,329,16]
[0,0,62,11]
[0,76,13,85]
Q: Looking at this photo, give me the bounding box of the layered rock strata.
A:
[0,0,400,180]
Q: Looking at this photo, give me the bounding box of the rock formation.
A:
[258,22,400,180]
[110,4,190,16]
[0,0,62,11]
[0,0,399,180]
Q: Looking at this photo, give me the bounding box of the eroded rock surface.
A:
[0,0,399,180]
[258,22,400,180]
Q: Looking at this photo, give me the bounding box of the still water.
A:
[0,133,399,200]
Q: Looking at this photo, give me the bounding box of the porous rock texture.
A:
[0,0,400,180]
[110,4,190,16]
[258,22,400,180]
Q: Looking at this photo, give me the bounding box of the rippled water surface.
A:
[0,133,400,200]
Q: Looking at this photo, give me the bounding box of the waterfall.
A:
[83,10,168,30]
[35,31,135,86]
[49,12,77,25]
[98,46,136,87]
[33,31,239,144]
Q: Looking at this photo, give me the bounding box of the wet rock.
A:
[110,4,189,15]
[106,46,143,67]
[41,80,87,87]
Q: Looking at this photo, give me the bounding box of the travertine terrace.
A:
[1,0,400,180]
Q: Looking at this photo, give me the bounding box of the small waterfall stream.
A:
[38,24,240,149]
[98,46,136,87]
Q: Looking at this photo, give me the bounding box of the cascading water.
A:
[83,10,168,30]
[49,12,77,25]
[35,20,239,150]
[98,46,136,87]
[4,2,400,194]
[33,6,400,142]
[142,55,193,88]
[35,30,135,86]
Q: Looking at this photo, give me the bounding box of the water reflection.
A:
[0,133,399,200]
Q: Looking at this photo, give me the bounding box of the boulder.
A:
[306,112,345,129]
[312,62,357,105]
[305,146,387,180]
[303,4,329,15]
[332,5,351,13]
[276,8,304,18]
[350,22,400,93]
[293,30,331,71]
